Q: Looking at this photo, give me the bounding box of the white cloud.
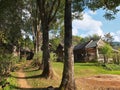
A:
[111,31,120,42]
[72,13,104,37]
[72,28,78,35]
[88,10,97,15]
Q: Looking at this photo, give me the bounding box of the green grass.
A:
[23,62,120,88]
[75,63,120,77]
[24,64,61,88]
[0,72,18,90]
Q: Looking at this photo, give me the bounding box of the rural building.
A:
[73,39,120,63]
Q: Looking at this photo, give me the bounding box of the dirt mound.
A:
[76,74,120,90]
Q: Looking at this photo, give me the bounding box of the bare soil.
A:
[17,69,31,88]
[76,74,120,90]
[16,61,32,89]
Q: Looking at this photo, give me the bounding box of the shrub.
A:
[0,54,19,77]
[104,64,120,71]
[50,52,57,62]
[32,52,42,67]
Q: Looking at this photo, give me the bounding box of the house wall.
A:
[74,48,97,62]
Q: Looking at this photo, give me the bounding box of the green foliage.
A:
[103,33,114,44]
[0,55,19,89]
[0,0,24,45]
[24,36,34,50]
[50,37,60,52]
[87,0,120,20]
[0,78,7,86]
[101,44,112,56]
[72,0,85,19]
[72,35,82,45]
[50,52,57,62]
[103,64,120,71]
[32,52,42,67]
[0,54,19,77]
[20,57,26,63]
[0,0,33,47]
[0,73,18,90]
[81,34,101,43]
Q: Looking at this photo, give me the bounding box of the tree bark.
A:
[41,22,53,78]
[59,0,75,90]
[37,0,60,79]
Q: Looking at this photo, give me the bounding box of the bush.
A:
[32,52,57,68]
[104,64,120,71]
[50,52,57,62]
[0,54,19,77]
[32,52,42,67]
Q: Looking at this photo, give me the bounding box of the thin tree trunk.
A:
[37,0,59,78]
[36,22,41,52]
[59,0,75,90]
[36,5,42,53]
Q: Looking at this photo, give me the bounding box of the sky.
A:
[72,9,120,42]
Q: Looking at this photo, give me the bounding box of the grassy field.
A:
[23,62,120,89]
[1,62,120,89]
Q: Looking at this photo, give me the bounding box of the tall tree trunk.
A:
[34,19,38,53]
[37,0,60,78]
[41,23,53,78]
[36,5,42,53]
[59,0,75,90]
[36,20,41,52]
[32,0,42,54]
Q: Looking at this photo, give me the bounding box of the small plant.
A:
[0,54,12,76]
[50,52,57,62]
[32,52,42,67]
[0,54,19,85]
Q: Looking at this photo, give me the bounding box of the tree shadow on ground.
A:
[23,68,40,72]
[11,74,44,79]
[9,85,59,90]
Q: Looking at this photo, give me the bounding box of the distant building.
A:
[73,39,119,63]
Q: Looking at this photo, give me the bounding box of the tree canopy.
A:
[87,0,120,20]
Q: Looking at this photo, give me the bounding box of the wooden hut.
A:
[73,39,105,62]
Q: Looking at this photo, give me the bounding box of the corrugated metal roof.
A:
[86,40,99,48]
[74,39,120,53]
[74,40,100,50]
[74,40,91,50]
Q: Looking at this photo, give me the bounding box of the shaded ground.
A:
[76,74,120,90]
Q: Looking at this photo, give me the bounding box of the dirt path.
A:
[17,69,31,89]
